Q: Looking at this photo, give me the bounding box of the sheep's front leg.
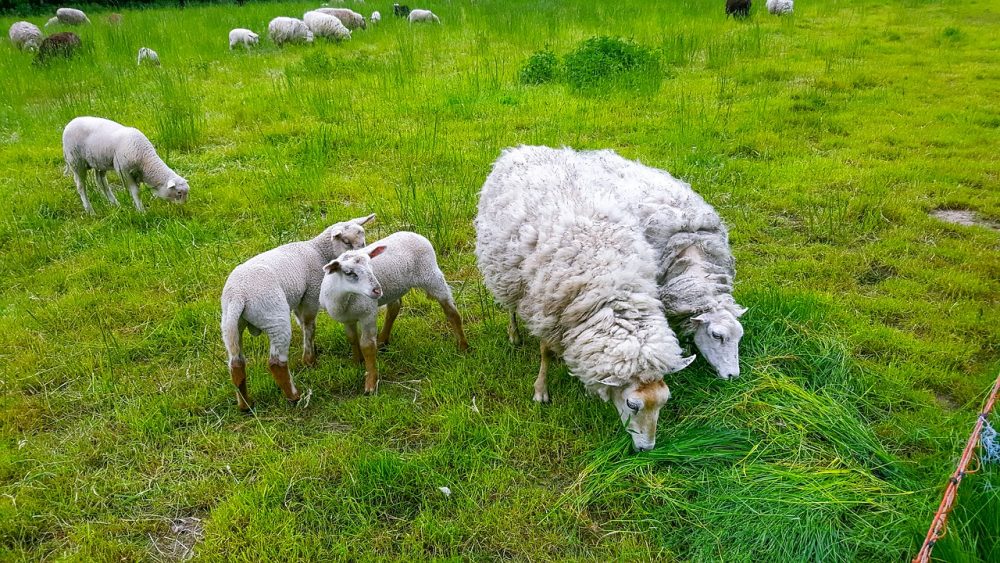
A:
[360,318,379,395]
[296,310,317,366]
[344,321,363,364]
[533,341,551,404]
[71,168,94,214]
[508,309,521,346]
[377,299,402,350]
[125,174,145,212]
[95,170,120,206]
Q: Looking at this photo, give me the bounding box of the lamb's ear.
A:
[691,313,711,324]
[166,178,176,189]
[669,355,697,373]
[323,260,341,274]
[733,305,748,318]
[354,213,376,226]
[368,245,387,259]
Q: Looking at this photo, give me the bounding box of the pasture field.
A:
[1,0,999,560]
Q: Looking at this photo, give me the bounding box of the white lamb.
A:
[408,9,440,23]
[370,11,381,24]
[62,116,189,214]
[221,214,375,411]
[566,147,747,380]
[137,47,160,66]
[303,11,352,41]
[268,17,314,46]
[319,231,468,394]
[314,8,366,30]
[8,21,43,51]
[475,148,695,452]
[766,0,793,14]
[229,28,259,50]
[46,7,90,26]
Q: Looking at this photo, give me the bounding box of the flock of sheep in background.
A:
[2,1,765,452]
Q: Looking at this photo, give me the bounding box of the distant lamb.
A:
[62,116,189,213]
[35,32,81,64]
[137,47,160,66]
[408,9,440,23]
[570,147,747,379]
[393,4,411,17]
[726,0,752,18]
[268,17,314,46]
[303,11,352,41]
[229,28,259,50]
[475,147,695,452]
[370,11,381,24]
[766,0,793,14]
[315,8,366,30]
[221,214,375,410]
[107,13,123,25]
[46,7,90,26]
[8,21,42,51]
[319,231,468,394]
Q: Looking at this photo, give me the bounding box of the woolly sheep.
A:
[268,17,314,46]
[726,0,752,18]
[475,147,695,452]
[408,9,440,24]
[568,147,747,379]
[8,21,42,52]
[314,8,366,30]
[319,231,468,394]
[62,116,189,214]
[228,28,259,50]
[45,17,60,28]
[766,0,793,15]
[46,7,90,26]
[35,32,81,64]
[221,214,375,410]
[370,11,381,24]
[303,11,352,41]
[393,4,411,17]
[137,47,160,66]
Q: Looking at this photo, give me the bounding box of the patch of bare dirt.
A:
[931,208,999,231]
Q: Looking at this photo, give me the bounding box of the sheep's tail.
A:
[221,296,245,362]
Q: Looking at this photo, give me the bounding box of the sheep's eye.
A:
[626,398,641,413]
[346,271,358,280]
[712,332,724,342]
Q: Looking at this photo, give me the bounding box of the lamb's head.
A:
[608,378,673,452]
[156,176,189,203]
[305,29,315,43]
[322,245,387,300]
[690,301,746,380]
[360,17,367,30]
[45,17,59,27]
[327,213,375,253]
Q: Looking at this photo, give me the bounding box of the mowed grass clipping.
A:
[1,0,999,559]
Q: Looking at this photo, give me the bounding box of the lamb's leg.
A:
[424,272,469,351]
[95,170,119,206]
[296,309,317,366]
[508,308,521,346]
[360,319,379,394]
[345,321,363,364]
[224,320,252,411]
[377,298,402,350]
[266,321,299,403]
[533,341,551,404]
[71,167,93,214]
[125,174,145,212]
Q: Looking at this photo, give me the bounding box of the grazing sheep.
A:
[393,4,411,17]
[137,47,160,66]
[107,13,123,25]
[475,147,695,452]
[35,32,81,64]
[370,11,381,24]
[408,9,440,23]
[221,214,375,410]
[319,231,468,394]
[303,11,352,41]
[571,147,747,379]
[8,21,43,52]
[228,28,259,50]
[62,116,189,214]
[49,7,90,26]
[726,0,752,18]
[314,8,366,30]
[267,17,314,46]
[766,0,793,14]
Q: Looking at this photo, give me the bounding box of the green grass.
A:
[1,0,999,559]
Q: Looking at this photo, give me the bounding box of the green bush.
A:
[562,36,662,92]
[519,49,560,85]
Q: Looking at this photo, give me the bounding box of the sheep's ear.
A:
[733,305,748,318]
[368,245,387,259]
[669,355,697,373]
[691,313,711,324]
[166,178,176,189]
[354,213,376,226]
[323,260,341,274]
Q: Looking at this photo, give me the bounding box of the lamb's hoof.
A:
[352,355,364,365]
[364,386,377,396]
[238,402,254,413]
[533,391,550,404]
[377,341,390,351]
[458,341,470,353]
[302,355,316,367]
[508,335,522,346]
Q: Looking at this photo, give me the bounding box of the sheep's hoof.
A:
[377,340,390,351]
[238,402,254,413]
[508,334,522,346]
[458,341,470,352]
[533,391,550,404]
[302,354,316,367]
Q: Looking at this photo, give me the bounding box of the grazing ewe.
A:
[766,0,793,14]
[268,17,314,46]
[319,232,468,394]
[303,11,352,41]
[562,147,747,379]
[137,47,160,66]
[35,32,81,64]
[8,21,43,51]
[46,7,90,26]
[408,9,440,23]
[228,28,259,50]
[315,8,366,30]
[475,147,695,452]
[107,13,123,25]
[221,214,375,410]
[726,0,752,18]
[393,3,411,17]
[62,116,189,213]
[370,11,381,24]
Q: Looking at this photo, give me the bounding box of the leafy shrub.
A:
[562,36,662,93]
[519,49,559,85]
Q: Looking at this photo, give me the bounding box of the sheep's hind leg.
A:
[296,310,317,366]
[360,319,379,395]
[72,167,93,214]
[265,321,300,404]
[377,299,402,350]
[424,273,469,351]
[345,321,363,364]
[533,341,551,404]
[508,309,521,346]
[95,170,119,206]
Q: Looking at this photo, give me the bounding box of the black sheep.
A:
[35,32,81,64]
[393,3,411,17]
[726,0,752,18]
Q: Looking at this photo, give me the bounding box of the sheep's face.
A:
[330,213,375,252]
[691,308,745,379]
[323,246,387,300]
[608,379,671,452]
[160,177,189,203]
